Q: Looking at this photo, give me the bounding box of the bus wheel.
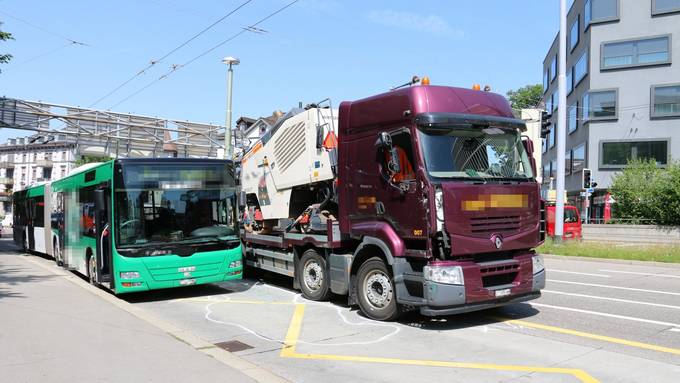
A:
[298,249,331,301]
[356,257,401,321]
[54,241,63,267]
[22,235,28,255]
[87,255,97,285]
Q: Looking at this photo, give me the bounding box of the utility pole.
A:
[222,56,240,160]
[555,0,568,240]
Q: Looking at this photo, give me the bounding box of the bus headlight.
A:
[120,271,140,279]
[532,255,545,275]
[228,260,242,268]
[424,265,464,285]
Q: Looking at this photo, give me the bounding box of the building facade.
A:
[0,136,77,215]
[541,0,680,221]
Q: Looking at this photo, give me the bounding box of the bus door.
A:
[27,198,36,250]
[94,187,112,286]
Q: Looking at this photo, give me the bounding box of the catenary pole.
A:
[555,0,568,239]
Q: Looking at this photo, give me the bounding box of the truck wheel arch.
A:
[348,237,395,306]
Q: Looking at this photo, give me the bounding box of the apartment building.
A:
[0,136,76,214]
[541,0,680,221]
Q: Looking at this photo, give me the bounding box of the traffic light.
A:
[582,168,592,189]
[540,110,552,138]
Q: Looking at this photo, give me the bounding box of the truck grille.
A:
[469,215,521,235]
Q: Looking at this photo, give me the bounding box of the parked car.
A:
[546,204,582,240]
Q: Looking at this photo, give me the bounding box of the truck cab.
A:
[546,204,582,240]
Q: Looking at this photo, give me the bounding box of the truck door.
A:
[94,188,112,286]
[376,129,429,248]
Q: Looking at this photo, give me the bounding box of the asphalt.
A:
[3,236,680,383]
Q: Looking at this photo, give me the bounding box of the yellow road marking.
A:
[498,317,680,356]
[280,303,598,382]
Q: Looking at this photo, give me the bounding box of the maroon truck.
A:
[240,82,546,321]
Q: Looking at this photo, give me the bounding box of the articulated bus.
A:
[13,158,243,292]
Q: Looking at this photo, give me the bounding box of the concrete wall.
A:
[583,224,680,244]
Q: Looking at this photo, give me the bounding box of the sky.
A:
[0,0,559,143]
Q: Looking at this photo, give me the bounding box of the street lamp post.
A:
[222,56,240,160]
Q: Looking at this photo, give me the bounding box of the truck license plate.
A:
[180,279,196,286]
[495,288,511,297]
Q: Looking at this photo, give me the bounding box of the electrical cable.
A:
[0,10,89,46]
[89,0,253,107]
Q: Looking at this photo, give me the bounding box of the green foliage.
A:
[539,238,680,263]
[609,159,680,226]
[506,84,543,111]
[0,21,13,71]
[75,155,112,167]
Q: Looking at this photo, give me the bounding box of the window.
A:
[567,68,574,94]
[570,17,580,51]
[601,36,671,70]
[585,0,619,26]
[542,137,548,154]
[566,149,572,175]
[572,143,586,173]
[542,163,550,182]
[601,140,668,168]
[574,51,588,85]
[653,0,680,15]
[583,90,617,121]
[543,70,549,93]
[550,56,557,82]
[546,95,553,112]
[651,84,680,118]
[549,126,555,148]
[568,103,578,133]
[550,160,557,179]
[552,89,558,112]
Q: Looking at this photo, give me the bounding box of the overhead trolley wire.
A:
[0,10,89,46]
[108,0,300,110]
[89,0,254,107]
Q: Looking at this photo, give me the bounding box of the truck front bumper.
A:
[393,255,545,317]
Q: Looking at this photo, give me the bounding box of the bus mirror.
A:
[94,189,106,211]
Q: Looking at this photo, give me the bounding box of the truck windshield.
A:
[114,163,237,249]
[417,127,534,180]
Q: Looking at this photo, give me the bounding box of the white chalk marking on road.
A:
[530,302,680,329]
[669,328,680,333]
[599,269,680,279]
[548,269,611,278]
[543,290,680,310]
[547,279,680,296]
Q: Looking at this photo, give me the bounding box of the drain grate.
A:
[215,340,254,352]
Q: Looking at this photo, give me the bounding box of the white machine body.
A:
[241,108,338,220]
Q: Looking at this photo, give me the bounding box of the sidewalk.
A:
[0,239,256,383]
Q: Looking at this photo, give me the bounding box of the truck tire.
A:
[298,249,331,301]
[356,257,401,321]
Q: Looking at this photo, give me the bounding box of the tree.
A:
[609,159,680,226]
[506,84,543,111]
[75,155,113,167]
[0,21,13,72]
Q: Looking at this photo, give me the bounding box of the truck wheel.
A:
[356,257,401,321]
[298,249,331,301]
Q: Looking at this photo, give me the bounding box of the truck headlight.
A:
[229,260,242,268]
[532,255,545,275]
[119,271,140,279]
[424,265,464,285]
[435,188,444,231]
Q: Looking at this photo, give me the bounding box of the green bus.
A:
[14,158,243,292]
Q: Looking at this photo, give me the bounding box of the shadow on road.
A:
[0,264,58,300]
[398,303,540,330]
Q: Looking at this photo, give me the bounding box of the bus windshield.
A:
[417,126,534,181]
[114,162,237,249]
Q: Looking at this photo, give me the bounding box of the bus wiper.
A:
[171,235,240,245]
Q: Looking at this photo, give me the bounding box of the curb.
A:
[23,254,290,383]
[542,253,680,269]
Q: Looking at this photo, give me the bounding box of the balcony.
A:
[0,161,15,168]
[36,159,53,167]
[0,177,14,185]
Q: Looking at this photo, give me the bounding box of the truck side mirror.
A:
[522,137,537,179]
[239,190,246,208]
[379,132,401,174]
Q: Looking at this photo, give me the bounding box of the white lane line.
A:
[543,290,680,311]
[547,279,680,296]
[599,269,680,279]
[530,302,680,329]
[548,269,611,278]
